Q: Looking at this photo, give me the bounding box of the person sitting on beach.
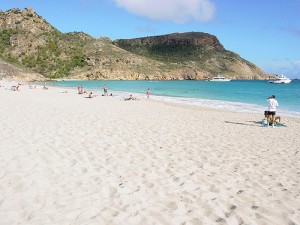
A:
[43,82,48,90]
[11,85,19,91]
[78,89,88,94]
[88,92,93,98]
[275,116,281,123]
[78,85,87,94]
[125,94,139,101]
[271,115,281,124]
[263,111,281,126]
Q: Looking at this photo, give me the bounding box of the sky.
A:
[1,0,300,78]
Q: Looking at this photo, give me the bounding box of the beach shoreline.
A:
[38,79,300,118]
[1,80,299,225]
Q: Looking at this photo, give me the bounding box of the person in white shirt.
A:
[266,95,279,127]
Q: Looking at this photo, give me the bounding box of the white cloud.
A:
[114,0,215,23]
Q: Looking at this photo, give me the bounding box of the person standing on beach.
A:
[266,95,279,127]
[146,88,151,99]
[103,84,108,96]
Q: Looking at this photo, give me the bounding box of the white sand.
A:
[0,81,299,225]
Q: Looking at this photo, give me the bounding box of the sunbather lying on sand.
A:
[125,94,139,101]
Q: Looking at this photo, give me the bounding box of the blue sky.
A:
[1,0,300,78]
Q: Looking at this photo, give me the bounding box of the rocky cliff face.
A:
[0,59,44,81]
[116,32,224,51]
[0,8,268,81]
[114,32,267,80]
[0,8,55,34]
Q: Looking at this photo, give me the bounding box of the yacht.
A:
[268,75,291,84]
[210,75,231,82]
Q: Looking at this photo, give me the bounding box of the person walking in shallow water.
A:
[103,84,108,96]
[266,95,279,127]
[146,88,151,99]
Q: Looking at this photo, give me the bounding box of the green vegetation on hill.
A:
[28,32,88,78]
[113,35,240,75]
[116,40,204,62]
[113,32,227,64]
[0,8,267,80]
[0,29,17,52]
[0,29,88,78]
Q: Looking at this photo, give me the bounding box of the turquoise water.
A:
[48,80,300,117]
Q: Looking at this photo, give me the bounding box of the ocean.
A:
[48,80,300,118]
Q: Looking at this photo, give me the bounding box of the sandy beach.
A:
[0,80,299,225]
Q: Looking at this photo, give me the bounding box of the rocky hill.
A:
[0,8,268,81]
[114,32,266,79]
[0,59,44,81]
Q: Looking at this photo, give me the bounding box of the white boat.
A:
[210,75,231,82]
[268,75,291,84]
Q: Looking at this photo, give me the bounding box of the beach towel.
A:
[261,119,287,127]
[275,122,287,127]
[261,119,268,127]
